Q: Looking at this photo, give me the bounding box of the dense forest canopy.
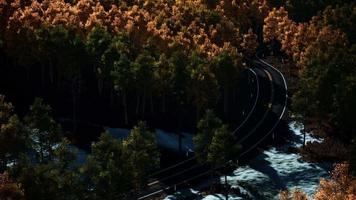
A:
[264,2,356,142]
[0,0,268,131]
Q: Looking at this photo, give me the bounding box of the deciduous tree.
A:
[0,172,25,200]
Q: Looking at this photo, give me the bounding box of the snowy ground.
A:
[164,121,332,200]
[106,127,195,154]
[72,121,331,199]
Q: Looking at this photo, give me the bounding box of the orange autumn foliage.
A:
[263,7,348,71]
[279,163,356,200]
[1,0,266,61]
[314,163,356,200]
[0,172,25,200]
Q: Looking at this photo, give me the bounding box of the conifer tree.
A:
[123,121,159,191]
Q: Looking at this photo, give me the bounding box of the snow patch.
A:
[166,121,332,199]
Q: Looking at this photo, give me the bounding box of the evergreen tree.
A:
[85,27,112,95]
[109,37,134,124]
[82,133,131,200]
[123,121,159,191]
[212,52,239,118]
[187,51,219,120]
[25,98,61,163]
[11,138,82,200]
[153,53,175,114]
[0,95,27,171]
[207,125,240,185]
[132,50,155,117]
[193,110,223,162]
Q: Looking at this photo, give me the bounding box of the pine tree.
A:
[123,121,159,191]
[193,109,222,162]
[25,98,61,164]
[82,132,131,200]
[0,95,27,171]
[207,125,240,200]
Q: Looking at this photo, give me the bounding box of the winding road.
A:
[137,57,288,199]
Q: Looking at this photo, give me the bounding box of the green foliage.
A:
[0,96,164,199]
[86,27,112,81]
[285,0,355,22]
[170,50,190,105]
[123,121,159,190]
[25,98,60,135]
[153,53,175,96]
[0,95,13,124]
[82,133,131,199]
[292,40,356,141]
[201,9,221,25]
[193,110,223,162]
[11,138,82,200]
[132,49,155,93]
[111,53,133,93]
[207,124,240,197]
[207,125,240,166]
[4,98,83,200]
[187,51,219,117]
[204,0,219,8]
[82,121,159,197]
[213,52,238,86]
[194,110,239,197]
[0,115,26,170]
[0,95,27,171]
[25,98,61,163]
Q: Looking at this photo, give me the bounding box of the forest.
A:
[0,0,355,199]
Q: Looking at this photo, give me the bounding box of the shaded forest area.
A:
[0,0,264,138]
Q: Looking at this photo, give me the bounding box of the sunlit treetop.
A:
[1,0,267,60]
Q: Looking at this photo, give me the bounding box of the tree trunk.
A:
[123,91,128,125]
[110,87,115,108]
[97,78,103,96]
[178,132,182,153]
[56,66,60,89]
[49,59,54,84]
[40,141,44,163]
[142,88,146,117]
[209,169,214,192]
[136,94,140,115]
[225,174,228,200]
[72,93,77,134]
[303,129,306,147]
[0,160,6,172]
[196,106,200,124]
[303,120,306,147]
[162,94,166,113]
[41,63,45,88]
[150,91,154,115]
[233,87,236,107]
[224,85,229,118]
[19,62,29,82]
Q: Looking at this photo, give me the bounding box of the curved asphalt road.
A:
[137,58,288,199]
